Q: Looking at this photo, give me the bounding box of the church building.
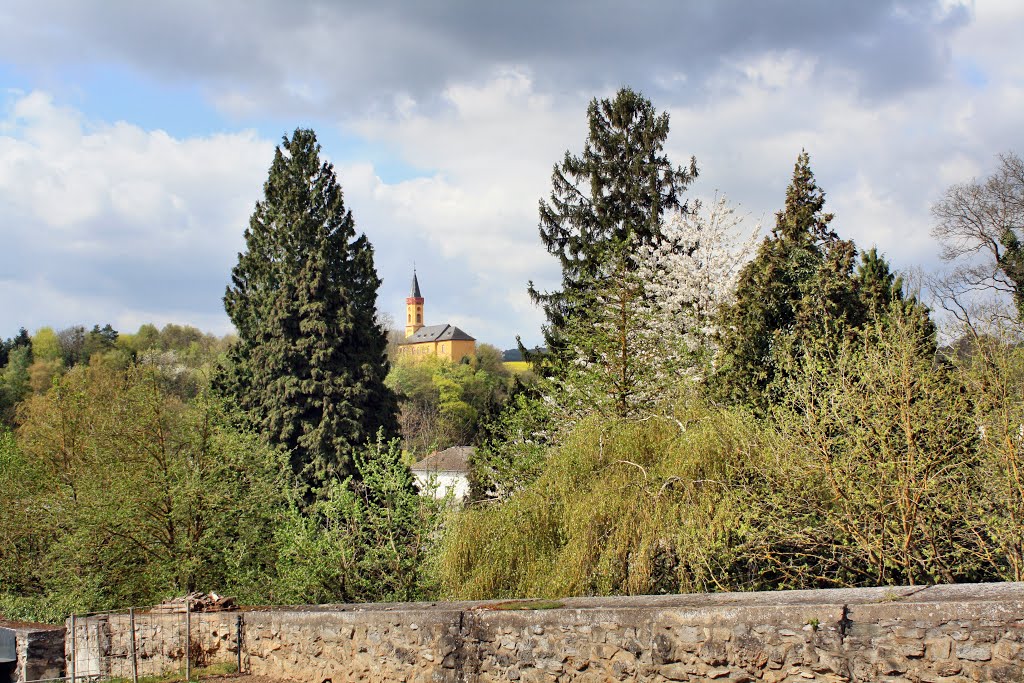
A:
[397,270,476,362]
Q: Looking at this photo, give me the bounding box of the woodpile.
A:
[149,592,237,613]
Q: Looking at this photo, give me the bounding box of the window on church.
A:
[407,313,411,322]
[416,312,421,323]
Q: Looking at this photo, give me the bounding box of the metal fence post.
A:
[128,608,138,683]
[68,614,76,683]
[184,600,191,682]
[235,613,243,674]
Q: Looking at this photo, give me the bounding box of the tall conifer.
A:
[713,151,933,410]
[713,151,857,409]
[529,87,698,366]
[220,129,397,489]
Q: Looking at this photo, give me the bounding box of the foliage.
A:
[0,346,32,427]
[272,434,444,604]
[529,87,698,370]
[0,362,293,616]
[757,303,983,587]
[638,195,760,381]
[549,252,658,420]
[468,389,553,502]
[386,346,515,456]
[951,318,1024,581]
[219,128,398,490]
[441,302,1012,598]
[0,328,30,369]
[31,327,62,363]
[712,152,924,412]
[713,151,858,410]
[437,402,765,599]
[540,195,758,424]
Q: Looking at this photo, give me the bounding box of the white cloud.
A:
[341,69,584,345]
[0,91,272,335]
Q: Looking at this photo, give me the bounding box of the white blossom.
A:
[549,195,759,422]
[637,194,760,381]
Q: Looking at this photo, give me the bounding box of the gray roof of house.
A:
[411,446,473,473]
[399,323,475,345]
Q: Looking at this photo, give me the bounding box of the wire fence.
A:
[44,603,244,683]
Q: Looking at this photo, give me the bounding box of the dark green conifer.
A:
[855,247,936,343]
[713,151,858,410]
[528,87,698,367]
[220,128,398,490]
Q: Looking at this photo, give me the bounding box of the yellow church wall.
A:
[446,339,476,362]
[398,338,476,362]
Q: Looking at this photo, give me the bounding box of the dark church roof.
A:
[399,323,476,345]
[410,270,422,298]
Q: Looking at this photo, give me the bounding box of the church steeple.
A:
[405,268,425,338]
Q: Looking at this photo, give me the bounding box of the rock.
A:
[956,642,993,661]
[988,663,1024,682]
[925,636,952,660]
[994,638,1022,661]
[659,663,693,681]
[698,640,727,666]
[893,627,925,639]
[898,640,926,658]
[675,625,703,644]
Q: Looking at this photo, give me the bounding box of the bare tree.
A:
[932,152,1024,321]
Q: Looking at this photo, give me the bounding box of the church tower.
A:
[405,269,424,338]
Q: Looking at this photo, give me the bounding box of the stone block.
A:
[675,625,703,643]
[897,639,926,658]
[955,642,992,661]
[994,638,1022,661]
[926,636,953,660]
[658,662,693,681]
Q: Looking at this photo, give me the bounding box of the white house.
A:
[411,446,472,502]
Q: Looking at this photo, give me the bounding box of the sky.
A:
[1,0,1023,350]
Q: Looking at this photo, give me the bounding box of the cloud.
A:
[0,0,971,120]
[0,91,273,335]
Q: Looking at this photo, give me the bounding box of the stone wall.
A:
[242,584,1024,683]
[0,622,65,683]
[63,583,1024,682]
[67,611,239,680]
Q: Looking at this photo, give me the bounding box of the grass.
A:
[109,661,239,683]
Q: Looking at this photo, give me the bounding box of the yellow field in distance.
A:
[503,361,531,373]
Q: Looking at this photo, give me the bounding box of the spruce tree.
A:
[714,152,936,410]
[713,151,858,410]
[220,128,398,490]
[855,247,936,343]
[528,87,698,367]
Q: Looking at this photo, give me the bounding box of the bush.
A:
[436,401,768,599]
[272,434,444,604]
